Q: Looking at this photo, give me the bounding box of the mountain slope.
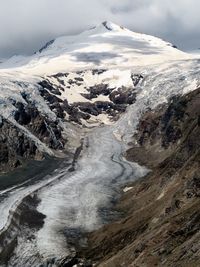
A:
[81,87,200,267]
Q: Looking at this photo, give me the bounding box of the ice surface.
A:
[36,127,147,259]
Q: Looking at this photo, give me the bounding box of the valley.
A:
[0,22,199,266]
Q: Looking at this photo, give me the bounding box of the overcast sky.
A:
[0,0,199,58]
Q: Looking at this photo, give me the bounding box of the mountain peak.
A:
[100,21,124,31]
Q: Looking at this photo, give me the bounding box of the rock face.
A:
[78,88,200,267]
[14,101,64,150]
[38,70,138,125]
[0,97,64,172]
[0,193,46,266]
[0,118,39,172]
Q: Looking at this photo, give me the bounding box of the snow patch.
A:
[123,186,133,193]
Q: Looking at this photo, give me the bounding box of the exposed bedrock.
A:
[0,96,65,172]
[13,100,64,150]
[0,118,40,172]
[126,87,200,168]
[38,70,139,125]
[0,194,45,266]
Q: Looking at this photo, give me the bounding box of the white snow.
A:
[123,186,133,193]
[0,21,191,76]
[114,59,200,144]
[45,68,134,106]
[0,21,194,132]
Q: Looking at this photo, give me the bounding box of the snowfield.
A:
[0,21,200,266]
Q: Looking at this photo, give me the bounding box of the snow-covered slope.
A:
[0,21,190,75]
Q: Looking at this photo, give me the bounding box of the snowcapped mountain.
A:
[0,20,198,174]
[0,21,189,75]
[0,21,200,267]
[0,21,198,170]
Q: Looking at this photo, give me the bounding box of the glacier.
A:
[0,21,199,266]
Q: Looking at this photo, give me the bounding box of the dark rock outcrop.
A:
[0,118,40,172]
[38,73,138,125]
[0,97,65,172]
[0,194,46,266]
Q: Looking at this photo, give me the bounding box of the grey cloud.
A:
[0,0,199,58]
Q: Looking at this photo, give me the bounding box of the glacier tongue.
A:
[35,126,147,260]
